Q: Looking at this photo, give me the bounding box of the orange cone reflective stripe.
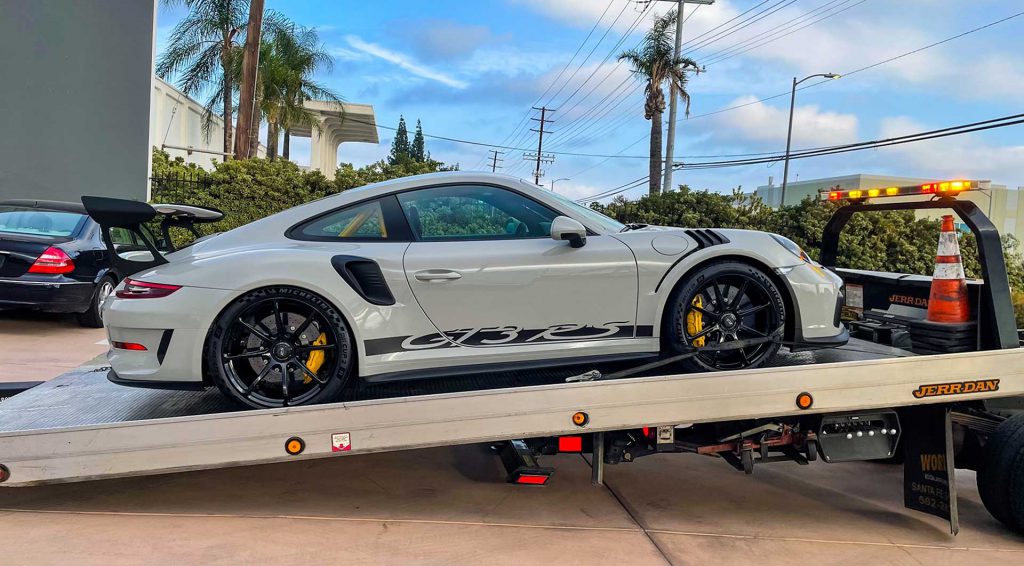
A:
[926,215,970,323]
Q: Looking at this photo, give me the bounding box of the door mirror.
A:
[550,216,587,248]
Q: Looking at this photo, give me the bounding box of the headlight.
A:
[771,234,812,264]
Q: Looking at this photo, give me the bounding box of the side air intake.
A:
[331,256,396,306]
[683,229,730,248]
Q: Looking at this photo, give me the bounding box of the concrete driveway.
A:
[0,310,107,382]
[1,445,1022,565]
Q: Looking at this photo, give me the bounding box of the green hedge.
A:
[592,186,1024,300]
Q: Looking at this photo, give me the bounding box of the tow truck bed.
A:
[2,339,1023,487]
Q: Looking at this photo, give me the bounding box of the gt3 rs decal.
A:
[364,322,644,356]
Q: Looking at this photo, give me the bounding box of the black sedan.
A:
[0,200,152,327]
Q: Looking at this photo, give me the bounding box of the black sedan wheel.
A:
[206,287,353,409]
[668,261,786,371]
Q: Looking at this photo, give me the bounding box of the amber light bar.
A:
[824,180,989,202]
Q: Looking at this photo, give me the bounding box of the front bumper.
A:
[778,263,848,346]
[0,277,94,312]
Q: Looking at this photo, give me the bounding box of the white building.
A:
[151,76,378,176]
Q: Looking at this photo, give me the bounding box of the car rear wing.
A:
[81,196,224,277]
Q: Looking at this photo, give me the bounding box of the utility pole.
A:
[529,106,555,185]
[487,150,504,173]
[659,0,714,194]
[233,0,265,160]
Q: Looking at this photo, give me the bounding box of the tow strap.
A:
[567,327,789,383]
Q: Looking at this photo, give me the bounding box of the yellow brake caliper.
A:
[686,295,705,347]
[304,332,328,384]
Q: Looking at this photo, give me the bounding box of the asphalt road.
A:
[0,310,107,382]
[1,444,1023,564]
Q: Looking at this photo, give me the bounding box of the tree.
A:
[412,120,426,163]
[156,0,248,155]
[233,0,265,160]
[389,116,411,165]
[618,10,700,196]
[257,22,340,160]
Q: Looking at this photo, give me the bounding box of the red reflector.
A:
[515,474,549,485]
[27,246,75,274]
[558,436,583,452]
[112,341,147,351]
[116,278,182,299]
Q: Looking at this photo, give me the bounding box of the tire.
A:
[666,261,786,372]
[205,286,354,409]
[979,414,1024,531]
[77,276,115,328]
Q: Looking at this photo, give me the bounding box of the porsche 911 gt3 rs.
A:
[83,172,848,409]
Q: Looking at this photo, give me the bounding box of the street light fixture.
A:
[550,178,570,192]
[780,72,841,207]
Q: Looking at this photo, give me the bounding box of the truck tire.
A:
[977,414,1024,531]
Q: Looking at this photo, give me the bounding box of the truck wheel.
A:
[206,286,354,409]
[978,414,1024,531]
[667,261,785,372]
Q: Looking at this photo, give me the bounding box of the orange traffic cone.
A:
[926,215,970,323]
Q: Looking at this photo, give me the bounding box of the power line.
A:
[575,112,1024,202]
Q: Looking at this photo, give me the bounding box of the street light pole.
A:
[550,178,569,192]
[662,0,714,194]
[780,72,840,207]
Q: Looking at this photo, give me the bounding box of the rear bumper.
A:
[103,284,232,384]
[0,277,94,312]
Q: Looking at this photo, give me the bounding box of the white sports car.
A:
[84,172,847,408]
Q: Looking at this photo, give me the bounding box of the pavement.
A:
[2,317,1024,564]
[1,445,1024,565]
[0,310,108,382]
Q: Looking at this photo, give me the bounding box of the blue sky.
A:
[156,0,1024,202]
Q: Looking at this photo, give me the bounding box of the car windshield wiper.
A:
[620,223,648,232]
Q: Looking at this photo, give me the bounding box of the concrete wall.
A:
[0,0,156,203]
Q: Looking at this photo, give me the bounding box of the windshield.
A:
[544,189,625,233]
[0,207,87,237]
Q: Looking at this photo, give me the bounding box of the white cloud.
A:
[711,95,858,147]
[344,35,468,89]
[876,116,1024,182]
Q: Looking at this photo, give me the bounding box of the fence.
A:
[150,172,212,204]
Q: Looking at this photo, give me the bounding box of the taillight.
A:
[115,278,181,299]
[27,246,75,274]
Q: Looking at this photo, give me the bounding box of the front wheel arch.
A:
[659,254,796,350]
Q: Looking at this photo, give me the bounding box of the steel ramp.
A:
[5,340,1022,486]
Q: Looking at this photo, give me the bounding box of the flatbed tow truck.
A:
[1,181,1022,537]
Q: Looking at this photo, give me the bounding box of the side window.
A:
[396,185,560,240]
[295,200,387,240]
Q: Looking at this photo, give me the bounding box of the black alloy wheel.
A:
[669,261,786,372]
[207,287,353,409]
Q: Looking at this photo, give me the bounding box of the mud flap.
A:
[902,405,959,535]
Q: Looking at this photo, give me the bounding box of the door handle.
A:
[414,269,463,282]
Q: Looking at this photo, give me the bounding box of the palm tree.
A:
[257,23,341,161]
[619,10,700,196]
[156,0,249,155]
